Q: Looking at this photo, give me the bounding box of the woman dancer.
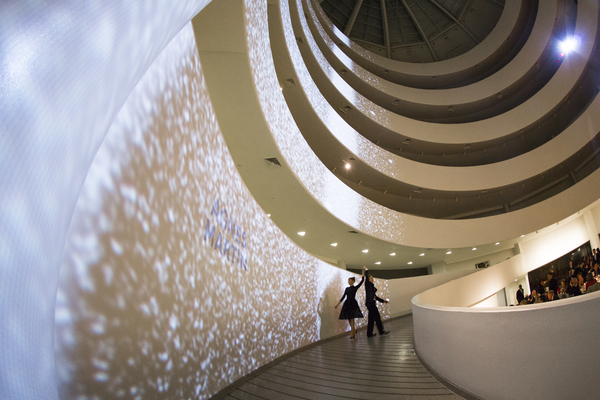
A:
[335,270,364,339]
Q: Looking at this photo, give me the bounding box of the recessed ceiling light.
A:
[389,252,395,256]
[495,242,500,245]
[297,231,305,236]
[375,262,381,265]
[446,251,452,254]
[419,253,425,256]
[472,248,477,251]
[408,261,413,265]
[267,214,271,217]
[345,162,351,170]
[330,243,338,247]
[521,235,525,237]
[362,249,369,253]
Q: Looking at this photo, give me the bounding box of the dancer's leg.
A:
[366,302,375,336]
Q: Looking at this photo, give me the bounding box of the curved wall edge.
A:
[309,0,599,146]
[412,295,600,399]
[411,205,600,398]
[4,0,600,399]
[193,0,600,250]
[0,1,210,398]
[54,16,385,400]
[414,209,595,308]
[303,0,557,107]
[388,269,475,318]
[312,0,525,78]
[276,0,600,194]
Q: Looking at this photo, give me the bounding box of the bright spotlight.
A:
[558,35,581,55]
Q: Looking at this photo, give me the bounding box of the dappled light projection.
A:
[247,0,404,244]
[54,24,385,399]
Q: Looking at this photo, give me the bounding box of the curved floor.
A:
[213,316,463,400]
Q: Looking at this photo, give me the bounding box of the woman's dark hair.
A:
[349,276,355,282]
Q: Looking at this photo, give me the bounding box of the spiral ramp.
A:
[194,0,600,398]
[195,0,600,261]
[3,0,600,399]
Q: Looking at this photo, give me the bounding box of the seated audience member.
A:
[527,290,537,304]
[567,277,582,297]
[534,293,544,303]
[558,279,569,299]
[585,274,596,291]
[586,280,600,293]
[578,273,585,291]
[535,282,545,298]
[543,272,559,295]
[546,290,557,301]
[568,261,575,277]
[592,264,600,278]
[583,262,591,277]
[574,264,584,280]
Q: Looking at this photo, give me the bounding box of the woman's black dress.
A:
[338,277,364,319]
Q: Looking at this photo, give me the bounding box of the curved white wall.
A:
[0,2,209,399]
[412,207,600,398]
[413,295,600,400]
[195,0,600,252]
[53,25,387,398]
[388,269,475,317]
[3,1,600,399]
[304,0,558,106]
[305,0,598,145]
[276,0,600,194]
[312,0,526,78]
[2,2,461,398]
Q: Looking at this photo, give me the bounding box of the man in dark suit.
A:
[363,267,389,337]
[516,284,525,304]
[544,273,559,295]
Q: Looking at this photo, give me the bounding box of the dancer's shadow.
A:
[317,274,348,339]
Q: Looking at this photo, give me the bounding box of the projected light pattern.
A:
[247,0,407,242]
[304,0,383,89]
[280,0,357,153]
[289,0,600,197]
[1,3,212,400]
[55,24,384,399]
[291,0,418,179]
